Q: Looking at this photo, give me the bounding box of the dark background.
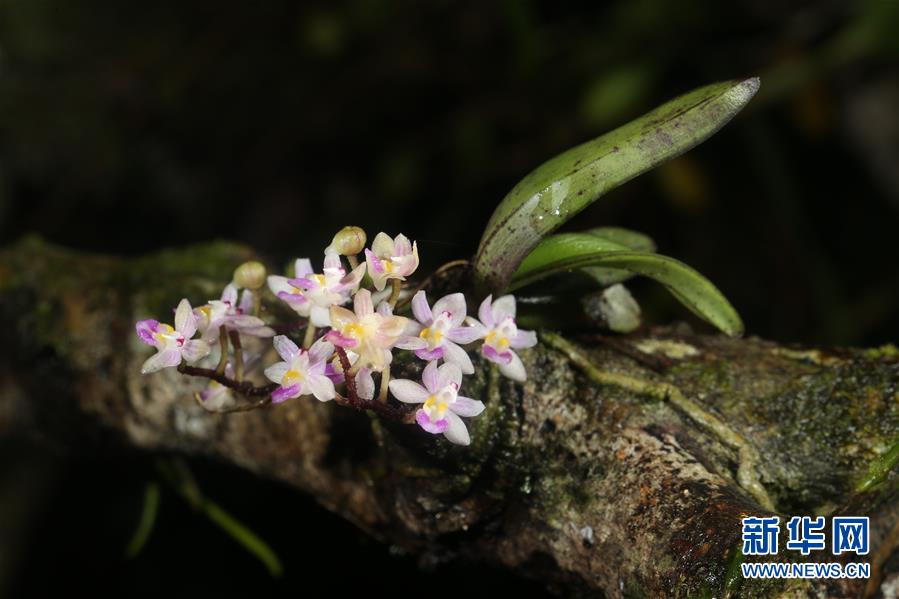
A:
[0,1,897,596]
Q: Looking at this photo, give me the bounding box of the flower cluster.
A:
[135,227,537,446]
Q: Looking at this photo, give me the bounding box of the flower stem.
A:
[303,324,316,349]
[228,330,244,382]
[346,254,359,269]
[215,326,229,374]
[388,279,402,308]
[378,367,391,403]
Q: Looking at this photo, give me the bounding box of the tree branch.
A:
[1,237,897,598]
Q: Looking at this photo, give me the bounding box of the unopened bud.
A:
[330,226,367,256]
[233,261,267,290]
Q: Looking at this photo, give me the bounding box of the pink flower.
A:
[467,295,537,382]
[263,335,336,403]
[136,299,210,373]
[396,291,481,374]
[364,232,419,291]
[325,289,408,372]
[194,283,273,343]
[388,361,485,446]
[268,253,365,327]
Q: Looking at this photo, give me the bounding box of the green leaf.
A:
[582,227,656,286]
[473,78,759,294]
[509,233,744,337]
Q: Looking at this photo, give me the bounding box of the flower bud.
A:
[233,261,267,290]
[330,226,367,256]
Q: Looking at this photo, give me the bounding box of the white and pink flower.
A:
[136,299,211,373]
[396,291,480,374]
[364,232,419,291]
[467,294,537,382]
[389,361,484,446]
[268,253,365,327]
[325,289,407,372]
[195,283,274,343]
[263,335,336,403]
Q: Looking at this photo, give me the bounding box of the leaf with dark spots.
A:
[473,78,759,294]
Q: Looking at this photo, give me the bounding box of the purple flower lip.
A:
[136,319,160,345]
[414,347,444,361]
[272,383,301,404]
[416,411,449,434]
[482,344,513,364]
[325,330,359,348]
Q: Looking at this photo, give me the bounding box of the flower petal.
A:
[477,295,495,328]
[355,368,375,400]
[389,379,429,403]
[264,361,289,384]
[272,383,301,404]
[436,361,463,388]
[308,338,334,364]
[451,396,485,417]
[411,291,432,324]
[174,299,197,338]
[395,336,427,350]
[498,351,527,382]
[511,329,538,349]
[307,374,336,402]
[492,295,516,320]
[273,335,299,362]
[338,263,366,291]
[310,305,331,328]
[414,347,444,361]
[422,360,440,393]
[238,289,255,314]
[221,283,238,306]
[294,258,313,277]
[328,305,356,330]
[432,293,466,327]
[376,315,408,344]
[442,411,471,445]
[141,348,181,374]
[354,289,374,316]
[446,325,483,345]
[323,251,342,271]
[442,341,474,375]
[393,233,412,256]
[371,232,394,257]
[267,275,292,295]
[181,340,210,363]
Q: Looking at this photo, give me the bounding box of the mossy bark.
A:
[1,237,897,598]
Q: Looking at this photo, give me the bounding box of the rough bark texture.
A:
[1,237,898,598]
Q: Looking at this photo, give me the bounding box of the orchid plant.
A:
[136,79,758,447]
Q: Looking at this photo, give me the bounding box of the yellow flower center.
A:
[424,395,448,416]
[419,327,444,345]
[283,369,303,385]
[343,322,366,340]
[485,330,510,349]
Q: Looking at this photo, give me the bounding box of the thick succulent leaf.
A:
[473,78,759,294]
[583,227,656,285]
[509,233,744,337]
